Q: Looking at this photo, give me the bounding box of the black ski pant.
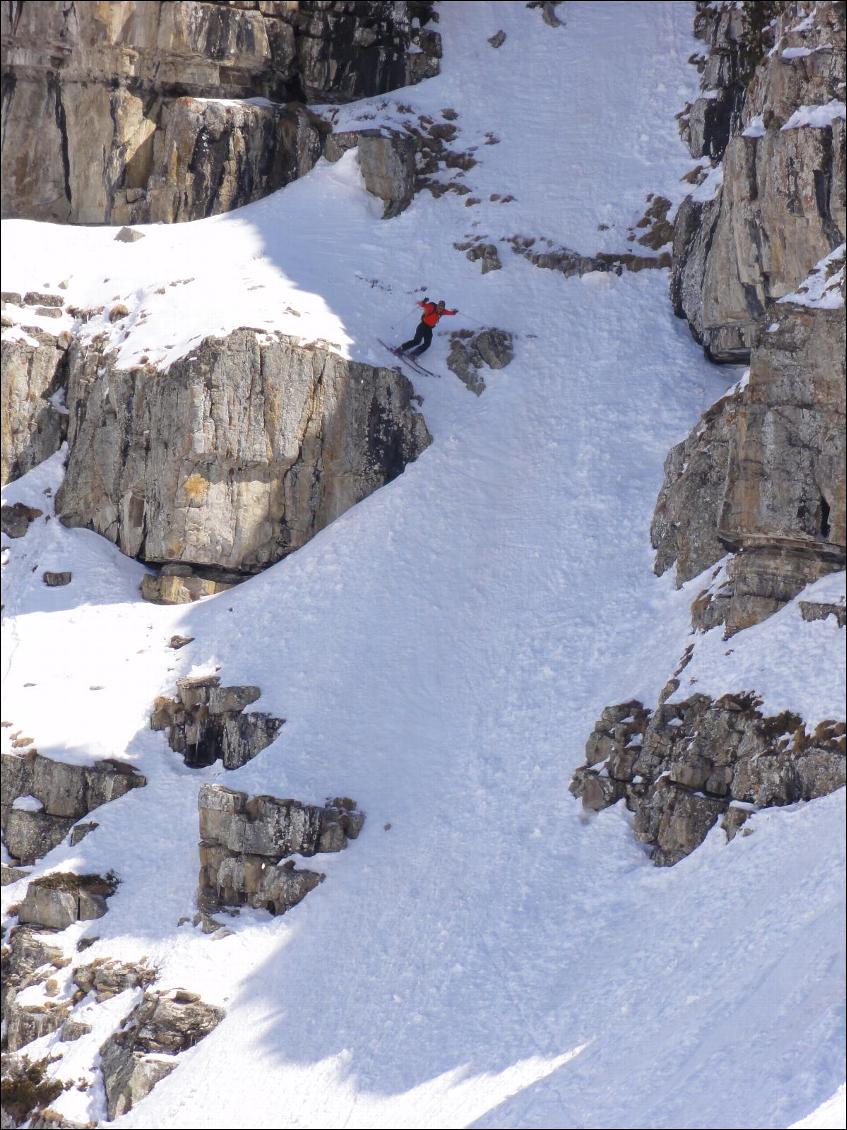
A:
[401,321,433,355]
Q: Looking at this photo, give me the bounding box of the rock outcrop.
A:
[99,990,223,1120]
[446,328,515,396]
[673,1,845,360]
[1,751,145,865]
[0,501,43,538]
[1,0,441,224]
[17,872,118,931]
[151,675,284,769]
[327,128,419,218]
[198,783,363,916]
[1,927,69,1053]
[1,323,69,485]
[56,329,431,576]
[655,1,846,633]
[571,696,846,865]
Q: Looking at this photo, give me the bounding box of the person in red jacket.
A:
[398,297,458,356]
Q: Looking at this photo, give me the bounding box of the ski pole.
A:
[456,311,486,329]
[389,303,419,330]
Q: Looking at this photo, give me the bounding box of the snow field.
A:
[1,4,844,1128]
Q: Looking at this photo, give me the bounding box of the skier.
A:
[398,297,458,357]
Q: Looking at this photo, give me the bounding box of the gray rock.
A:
[17,873,117,930]
[141,571,236,605]
[446,328,514,395]
[668,1,846,622]
[23,293,63,309]
[651,385,742,583]
[488,30,506,48]
[74,958,157,1001]
[114,227,145,243]
[99,991,223,1120]
[57,329,431,575]
[1,2,440,225]
[1,326,70,485]
[1,751,145,864]
[571,695,846,865]
[800,600,846,627]
[1,502,43,538]
[198,784,364,916]
[151,678,283,770]
[357,131,418,218]
[465,243,502,273]
[42,572,71,586]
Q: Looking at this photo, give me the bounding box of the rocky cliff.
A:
[572,0,846,862]
[660,0,846,634]
[1,0,440,224]
[54,328,430,581]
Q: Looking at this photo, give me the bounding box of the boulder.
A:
[17,873,117,930]
[0,503,43,538]
[446,328,514,396]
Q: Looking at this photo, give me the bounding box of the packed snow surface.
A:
[1,4,844,1129]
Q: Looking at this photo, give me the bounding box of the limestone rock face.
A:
[198,783,363,915]
[656,1,846,632]
[651,384,742,584]
[1,0,440,224]
[99,991,224,1121]
[657,252,846,632]
[673,2,845,361]
[1,751,146,865]
[570,696,846,865]
[1,326,69,485]
[150,675,284,769]
[56,330,431,575]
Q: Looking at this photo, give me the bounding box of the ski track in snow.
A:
[1,4,844,1128]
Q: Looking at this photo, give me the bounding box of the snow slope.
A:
[2,4,844,1128]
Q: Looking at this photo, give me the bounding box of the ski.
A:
[377,339,438,378]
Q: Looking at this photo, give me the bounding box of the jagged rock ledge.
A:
[1,751,146,867]
[100,991,224,1121]
[151,675,284,770]
[570,694,846,865]
[198,784,364,917]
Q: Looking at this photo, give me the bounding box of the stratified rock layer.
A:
[674,1,845,360]
[656,1,846,633]
[1,324,69,485]
[99,991,224,1120]
[151,675,284,769]
[571,696,846,865]
[57,329,431,575]
[1,0,440,224]
[198,783,364,915]
[1,751,146,865]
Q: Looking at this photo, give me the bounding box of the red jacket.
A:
[419,300,457,327]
